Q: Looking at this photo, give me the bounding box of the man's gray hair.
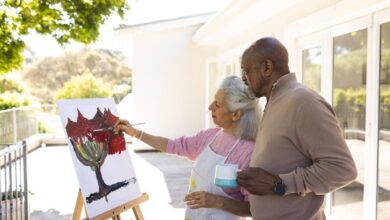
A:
[220,75,260,141]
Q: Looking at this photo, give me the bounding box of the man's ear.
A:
[263,59,274,77]
[232,110,243,122]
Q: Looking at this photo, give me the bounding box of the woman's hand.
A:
[184,191,221,209]
[113,119,137,137]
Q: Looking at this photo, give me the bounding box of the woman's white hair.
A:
[220,75,261,141]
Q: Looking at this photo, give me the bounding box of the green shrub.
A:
[334,89,347,105]
[381,89,390,104]
[0,92,30,110]
[1,190,23,201]
[354,89,366,105]
[38,120,47,133]
[334,88,367,108]
[54,73,112,101]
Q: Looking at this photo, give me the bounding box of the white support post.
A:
[12,108,17,143]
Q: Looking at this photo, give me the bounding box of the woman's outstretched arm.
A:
[184,191,251,217]
[114,119,168,152]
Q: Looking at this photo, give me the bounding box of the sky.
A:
[24,0,231,58]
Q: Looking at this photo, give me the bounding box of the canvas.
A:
[57,98,141,218]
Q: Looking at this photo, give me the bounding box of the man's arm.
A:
[238,98,357,196]
[280,98,357,196]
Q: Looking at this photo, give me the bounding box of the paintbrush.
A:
[92,122,145,133]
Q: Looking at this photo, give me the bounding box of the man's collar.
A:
[269,73,297,100]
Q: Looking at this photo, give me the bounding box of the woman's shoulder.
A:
[196,127,221,137]
[226,138,255,168]
[184,127,221,144]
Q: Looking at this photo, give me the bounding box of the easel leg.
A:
[132,206,144,220]
[73,192,148,220]
[72,189,84,220]
[112,215,121,220]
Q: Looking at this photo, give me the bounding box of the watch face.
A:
[273,182,286,195]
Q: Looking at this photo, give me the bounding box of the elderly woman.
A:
[114,75,260,220]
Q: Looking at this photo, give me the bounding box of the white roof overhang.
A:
[192,0,342,47]
[115,12,214,34]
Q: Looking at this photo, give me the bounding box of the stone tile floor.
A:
[28,146,193,220]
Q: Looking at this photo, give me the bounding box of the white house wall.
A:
[194,0,390,80]
[116,22,215,149]
[193,0,390,219]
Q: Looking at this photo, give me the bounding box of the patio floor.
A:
[28,145,194,220]
[25,141,390,220]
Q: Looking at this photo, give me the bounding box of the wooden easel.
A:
[72,189,149,220]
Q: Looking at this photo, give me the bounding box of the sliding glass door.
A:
[297,8,390,220]
[378,21,390,220]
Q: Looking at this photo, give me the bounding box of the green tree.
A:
[0,0,128,74]
[21,48,131,103]
[54,72,112,100]
[0,74,25,93]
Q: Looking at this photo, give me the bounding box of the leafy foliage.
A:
[333,89,367,109]
[303,63,321,93]
[381,90,390,104]
[0,11,25,74]
[0,74,32,110]
[302,47,321,93]
[54,72,112,100]
[2,190,23,201]
[333,88,390,130]
[0,0,128,74]
[0,74,26,93]
[21,48,132,103]
[333,30,367,56]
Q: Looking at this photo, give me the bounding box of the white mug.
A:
[214,164,239,188]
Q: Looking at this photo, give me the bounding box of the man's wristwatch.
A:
[272,178,287,196]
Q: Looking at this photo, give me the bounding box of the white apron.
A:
[184,130,244,220]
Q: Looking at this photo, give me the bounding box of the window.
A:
[302,46,322,93]
[331,29,367,219]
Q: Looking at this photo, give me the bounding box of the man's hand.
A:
[237,167,281,195]
[184,191,221,209]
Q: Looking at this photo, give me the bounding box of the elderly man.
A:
[237,37,357,220]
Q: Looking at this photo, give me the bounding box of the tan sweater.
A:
[249,73,357,220]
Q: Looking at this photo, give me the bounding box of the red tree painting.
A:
[66,108,135,203]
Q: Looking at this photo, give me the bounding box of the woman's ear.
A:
[232,110,243,122]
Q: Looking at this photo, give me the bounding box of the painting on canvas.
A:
[57,98,141,218]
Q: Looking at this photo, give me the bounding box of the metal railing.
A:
[0,141,28,220]
[335,103,390,140]
[0,105,60,146]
